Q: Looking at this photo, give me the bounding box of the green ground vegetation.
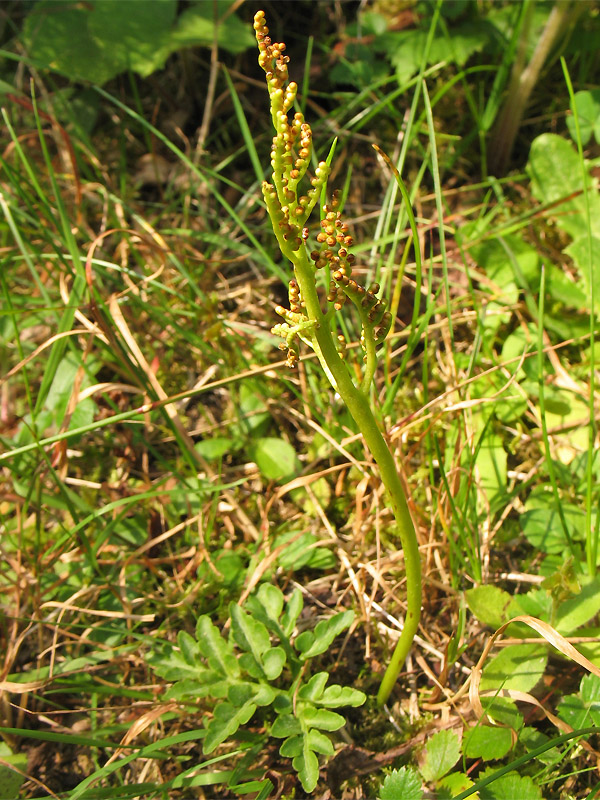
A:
[1,1,600,798]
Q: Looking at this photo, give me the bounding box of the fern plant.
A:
[148,583,365,793]
[253,9,422,705]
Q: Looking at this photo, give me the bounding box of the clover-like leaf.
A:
[272,714,302,738]
[204,699,256,753]
[256,583,285,621]
[196,616,240,679]
[231,604,270,660]
[297,705,345,731]
[280,734,303,757]
[293,744,320,793]
[320,683,366,708]
[262,646,286,680]
[295,610,354,659]
[165,672,229,701]
[307,728,334,756]
[281,588,304,637]
[297,672,328,702]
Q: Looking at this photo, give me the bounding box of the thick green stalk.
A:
[254,9,421,705]
[291,248,421,705]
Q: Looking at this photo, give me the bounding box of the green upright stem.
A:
[292,248,422,707]
[254,9,421,705]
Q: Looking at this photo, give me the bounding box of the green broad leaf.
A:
[168,0,255,55]
[385,21,492,87]
[580,672,600,706]
[557,693,592,729]
[22,0,177,85]
[204,698,257,753]
[250,437,301,483]
[437,772,474,798]
[281,588,304,637]
[297,672,328,702]
[509,588,552,623]
[527,133,600,241]
[464,725,513,761]
[378,766,423,800]
[319,684,366,708]
[470,235,539,308]
[194,437,232,460]
[196,616,240,679]
[466,585,513,629]
[255,583,284,622]
[566,89,600,146]
[0,744,27,799]
[230,604,270,662]
[482,698,524,731]
[295,610,355,659]
[481,644,547,696]
[271,714,302,738]
[521,497,585,554]
[419,729,461,783]
[297,705,345,732]
[519,727,562,766]
[555,576,600,634]
[565,235,600,314]
[476,768,542,800]
[560,673,600,729]
[307,728,334,756]
[292,742,320,793]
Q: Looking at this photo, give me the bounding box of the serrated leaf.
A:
[272,714,302,738]
[292,741,320,793]
[437,772,473,798]
[378,766,423,800]
[22,0,177,85]
[320,684,366,708]
[464,725,513,761]
[419,729,461,782]
[196,616,240,679]
[297,672,328,702]
[477,768,541,799]
[298,705,345,731]
[296,610,354,659]
[466,585,513,629]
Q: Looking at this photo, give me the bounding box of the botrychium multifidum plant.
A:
[254,10,422,706]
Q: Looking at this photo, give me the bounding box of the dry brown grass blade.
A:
[428,615,600,712]
[104,702,180,766]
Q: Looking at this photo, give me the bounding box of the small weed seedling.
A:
[253,9,422,707]
[148,583,365,793]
